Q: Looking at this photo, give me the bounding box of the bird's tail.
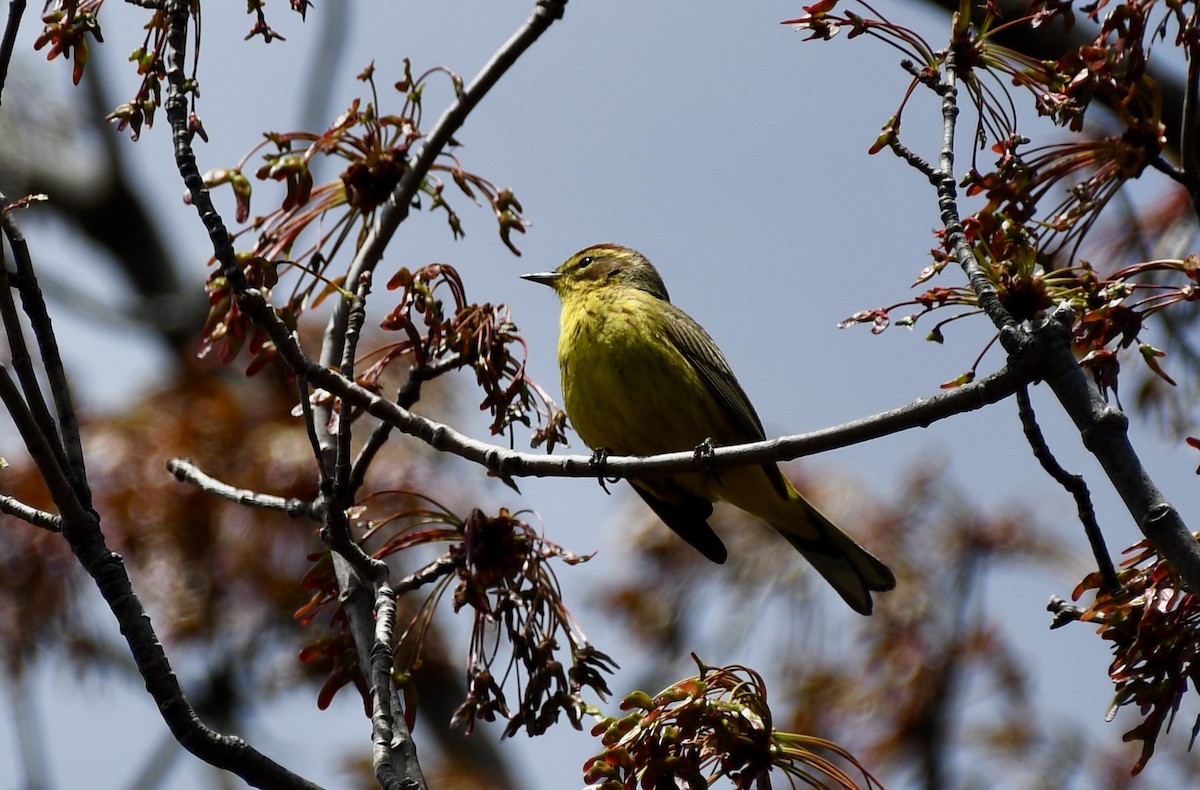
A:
[768,496,895,615]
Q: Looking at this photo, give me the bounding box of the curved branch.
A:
[260,312,1031,479]
[1015,386,1118,590]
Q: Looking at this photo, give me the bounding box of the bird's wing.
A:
[662,303,791,499]
[630,480,727,563]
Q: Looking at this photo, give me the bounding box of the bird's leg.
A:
[589,447,619,495]
[693,437,721,483]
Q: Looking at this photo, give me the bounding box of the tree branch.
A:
[322,271,390,583]
[1015,386,1118,591]
[394,554,459,595]
[924,44,1200,594]
[371,583,426,790]
[276,338,1035,482]
[166,458,316,519]
[1180,2,1200,215]
[348,353,465,497]
[0,0,26,107]
[1031,308,1200,590]
[164,4,569,787]
[936,48,1018,338]
[0,364,88,526]
[0,493,61,532]
[333,0,568,304]
[1,203,90,502]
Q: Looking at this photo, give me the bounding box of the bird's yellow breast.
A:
[557,287,726,457]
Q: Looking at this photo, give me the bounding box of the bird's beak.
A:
[520,271,562,287]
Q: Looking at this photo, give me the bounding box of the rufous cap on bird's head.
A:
[521,244,671,302]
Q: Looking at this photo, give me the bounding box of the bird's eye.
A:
[578,256,594,268]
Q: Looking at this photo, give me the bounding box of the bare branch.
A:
[336,272,373,499]
[0,493,61,532]
[166,458,316,519]
[394,554,459,595]
[888,137,938,180]
[330,550,422,788]
[349,353,465,497]
[4,219,88,491]
[1181,3,1200,215]
[1015,386,1118,591]
[280,337,1034,481]
[0,0,26,107]
[936,49,1017,337]
[317,271,390,582]
[295,373,330,485]
[1047,595,1086,629]
[0,245,69,475]
[1032,308,1200,591]
[371,583,426,790]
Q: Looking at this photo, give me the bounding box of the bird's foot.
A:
[589,448,620,495]
[693,437,721,481]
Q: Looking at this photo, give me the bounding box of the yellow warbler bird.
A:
[523,244,895,614]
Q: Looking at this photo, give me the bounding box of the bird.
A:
[522,243,895,615]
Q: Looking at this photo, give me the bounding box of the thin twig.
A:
[295,373,329,485]
[0,494,62,532]
[335,272,372,500]
[319,483,389,584]
[394,554,459,595]
[166,459,316,519]
[263,331,1033,482]
[1015,386,1119,591]
[0,0,26,107]
[888,137,938,180]
[320,274,390,583]
[1180,1,1200,216]
[1047,595,1087,629]
[935,48,1018,341]
[348,352,465,497]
